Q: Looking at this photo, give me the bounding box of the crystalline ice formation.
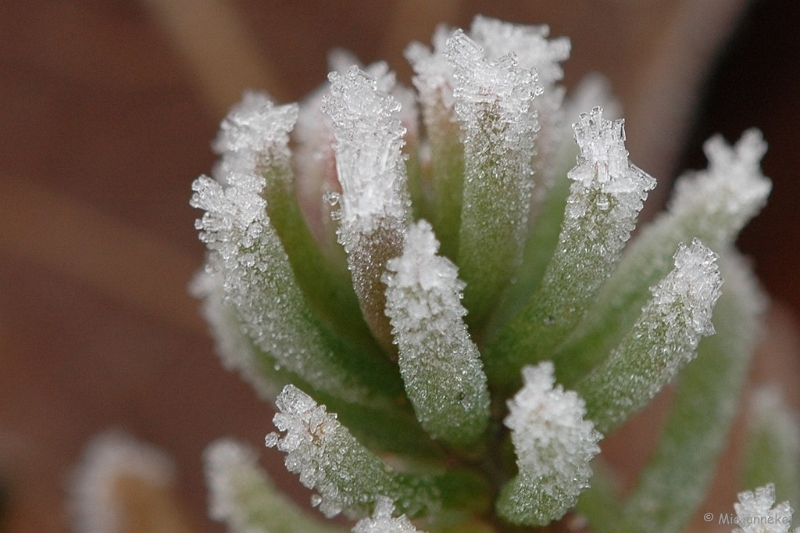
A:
[733,484,799,533]
[498,362,601,525]
[352,497,424,533]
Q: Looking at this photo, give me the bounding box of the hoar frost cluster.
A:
[191,14,790,533]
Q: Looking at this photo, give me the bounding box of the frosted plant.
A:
[190,15,796,533]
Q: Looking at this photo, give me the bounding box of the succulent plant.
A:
[189,15,796,533]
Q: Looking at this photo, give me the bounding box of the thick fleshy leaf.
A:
[384,220,490,447]
[446,29,541,327]
[322,66,411,353]
[497,362,601,526]
[555,130,770,380]
[575,239,722,434]
[743,388,800,509]
[205,439,347,533]
[617,250,763,533]
[489,107,655,385]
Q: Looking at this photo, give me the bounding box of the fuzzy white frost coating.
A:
[500,362,601,525]
[383,220,489,445]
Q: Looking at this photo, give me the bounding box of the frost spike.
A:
[488,107,655,384]
[322,66,411,353]
[383,220,490,447]
[618,250,763,533]
[205,438,347,533]
[555,129,771,375]
[575,239,722,434]
[446,29,541,327]
[497,362,601,526]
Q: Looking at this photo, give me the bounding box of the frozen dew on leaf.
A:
[497,362,601,526]
[266,385,440,520]
[383,220,490,447]
[577,239,723,434]
[322,65,411,351]
[445,28,542,324]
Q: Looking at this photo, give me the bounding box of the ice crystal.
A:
[383,220,490,446]
[733,485,798,533]
[498,362,601,526]
[352,497,424,533]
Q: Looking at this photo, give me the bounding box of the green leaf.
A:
[617,251,762,533]
[205,439,348,533]
[575,240,722,434]
[742,387,800,509]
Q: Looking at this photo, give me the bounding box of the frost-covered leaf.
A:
[383,220,490,447]
[490,107,655,384]
[558,130,771,376]
[352,497,425,533]
[205,438,346,533]
[192,172,400,405]
[497,362,601,526]
[618,250,763,533]
[445,29,541,326]
[322,66,411,352]
[732,484,799,533]
[575,239,722,434]
[266,385,441,519]
[406,25,463,260]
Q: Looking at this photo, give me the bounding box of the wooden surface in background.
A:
[0,1,797,532]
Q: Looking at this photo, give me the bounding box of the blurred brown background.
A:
[0,1,798,532]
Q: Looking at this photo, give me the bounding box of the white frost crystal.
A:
[352,497,424,533]
[498,362,601,525]
[266,385,439,519]
[733,484,799,533]
[384,220,490,446]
